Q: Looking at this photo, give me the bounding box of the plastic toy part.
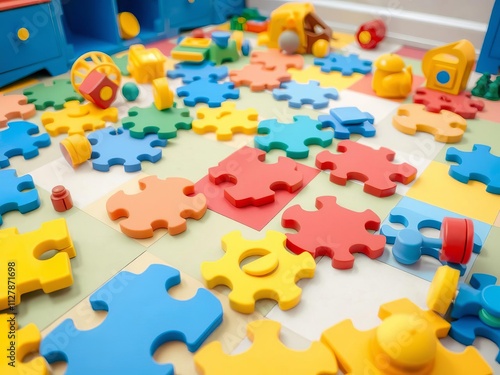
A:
[388,217,474,271]
[118,12,140,40]
[0,218,76,308]
[372,54,413,98]
[0,93,36,128]
[70,52,121,102]
[282,196,385,269]
[314,53,372,76]
[152,77,174,110]
[255,115,333,159]
[0,169,40,226]
[106,176,207,239]
[272,80,338,109]
[122,82,140,101]
[41,264,223,375]
[0,121,51,168]
[446,144,500,194]
[59,134,92,168]
[472,74,500,101]
[23,79,83,110]
[427,266,460,316]
[413,88,484,119]
[208,146,304,207]
[128,44,167,83]
[171,37,211,62]
[41,101,119,136]
[279,30,300,54]
[79,70,119,109]
[319,106,376,139]
[392,103,467,143]
[356,19,386,49]
[201,230,316,313]
[321,298,493,375]
[211,31,231,48]
[50,185,73,212]
[422,39,475,95]
[0,315,49,375]
[316,140,417,197]
[209,39,240,65]
[194,320,338,375]
[229,64,291,92]
[192,102,258,140]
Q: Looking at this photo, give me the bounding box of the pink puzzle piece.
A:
[0,93,36,128]
[250,49,304,70]
[106,176,207,239]
[413,88,484,119]
[316,140,417,197]
[282,196,386,269]
[208,146,304,207]
[229,65,291,92]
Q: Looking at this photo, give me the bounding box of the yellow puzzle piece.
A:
[194,319,337,375]
[0,314,48,374]
[41,100,118,136]
[0,218,76,309]
[193,102,259,140]
[201,231,315,314]
[321,297,492,374]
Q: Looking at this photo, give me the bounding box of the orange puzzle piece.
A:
[0,93,36,128]
[106,176,207,239]
[229,64,291,92]
[250,49,304,70]
[392,103,467,143]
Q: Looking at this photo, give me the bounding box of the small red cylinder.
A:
[356,19,386,49]
[51,185,73,212]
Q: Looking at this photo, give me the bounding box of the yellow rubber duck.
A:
[372,53,413,98]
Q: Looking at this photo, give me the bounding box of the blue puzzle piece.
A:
[0,121,51,168]
[319,107,376,140]
[88,127,167,172]
[314,53,372,76]
[329,106,374,125]
[446,144,500,194]
[451,273,500,319]
[254,115,333,159]
[167,61,229,83]
[40,264,223,375]
[176,78,239,107]
[450,316,500,363]
[272,80,338,109]
[0,169,40,226]
[380,207,483,253]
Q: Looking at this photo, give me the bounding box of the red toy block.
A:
[250,48,304,70]
[229,64,291,92]
[315,140,417,197]
[50,185,73,212]
[282,196,386,269]
[208,146,304,208]
[413,88,485,119]
[245,20,269,33]
[79,70,119,109]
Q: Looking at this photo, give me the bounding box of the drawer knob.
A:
[17,28,30,41]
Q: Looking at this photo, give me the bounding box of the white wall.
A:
[246,0,495,52]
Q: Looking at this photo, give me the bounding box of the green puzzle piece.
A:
[23,79,83,110]
[121,102,193,139]
[112,54,131,76]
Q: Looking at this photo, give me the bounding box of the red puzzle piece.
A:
[282,196,386,269]
[208,146,303,207]
[0,93,36,128]
[250,49,304,70]
[106,176,207,239]
[413,88,484,119]
[315,140,417,197]
[229,64,291,92]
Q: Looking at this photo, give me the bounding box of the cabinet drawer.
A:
[0,3,61,74]
[165,0,212,29]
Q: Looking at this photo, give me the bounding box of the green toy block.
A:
[209,40,239,65]
[230,16,245,31]
[242,8,267,21]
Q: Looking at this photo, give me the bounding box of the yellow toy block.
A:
[171,38,212,63]
[60,134,92,167]
[194,320,338,374]
[422,39,475,95]
[127,44,167,84]
[41,100,118,136]
[180,37,212,49]
[1,314,48,374]
[0,218,76,309]
[152,77,173,110]
[321,297,492,374]
[201,231,316,314]
[193,102,258,140]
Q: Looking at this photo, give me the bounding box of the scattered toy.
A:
[51,185,73,212]
[372,53,413,98]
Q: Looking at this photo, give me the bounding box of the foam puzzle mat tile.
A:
[469,226,500,277]
[289,65,365,90]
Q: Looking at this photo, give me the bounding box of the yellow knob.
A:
[17,28,30,41]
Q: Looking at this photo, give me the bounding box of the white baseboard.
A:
[246,0,493,54]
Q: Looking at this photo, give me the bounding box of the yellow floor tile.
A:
[288,65,364,89]
[331,32,356,49]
